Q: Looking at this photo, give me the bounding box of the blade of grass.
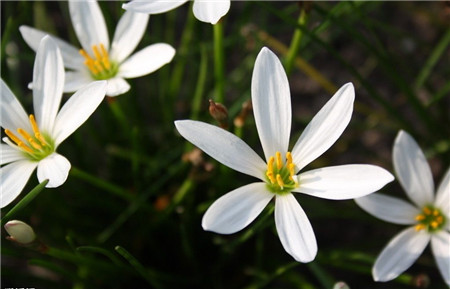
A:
[1,180,48,225]
[115,245,162,289]
[415,28,450,90]
[213,20,225,104]
[284,3,310,75]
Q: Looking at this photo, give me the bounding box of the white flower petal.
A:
[291,83,355,172]
[32,36,64,134]
[110,11,149,63]
[355,193,420,225]
[202,183,273,234]
[19,25,85,70]
[175,120,267,180]
[53,81,107,145]
[69,0,109,51]
[274,193,317,263]
[294,165,394,200]
[431,231,450,286]
[37,153,71,188]
[193,0,230,24]
[63,71,92,93]
[119,43,175,78]
[373,227,430,282]
[0,160,38,208]
[1,144,26,165]
[0,79,30,132]
[435,168,449,215]
[251,47,291,161]
[122,0,188,14]
[393,130,434,207]
[105,77,130,97]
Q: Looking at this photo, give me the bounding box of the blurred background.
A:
[1,1,449,288]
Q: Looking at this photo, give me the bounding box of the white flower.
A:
[175,47,394,262]
[20,0,175,97]
[4,220,36,244]
[122,0,230,25]
[1,36,107,208]
[356,130,450,285]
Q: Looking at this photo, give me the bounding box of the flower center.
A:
[414,205,446,233]
[4,114,54,161]
[79,43,118,80]
[265,151,298,194]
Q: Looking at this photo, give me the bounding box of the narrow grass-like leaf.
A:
[115,245,162,288]
[1,180,48,225]
[415,28,450,90]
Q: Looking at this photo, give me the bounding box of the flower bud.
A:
[209,99,228,125]
[4,220,36,245]
[333,282,350,289]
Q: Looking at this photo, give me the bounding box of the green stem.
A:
[115,246,162,288]
[190,45,208,120]
[70,166,133,201]
[108,98,130,136]
[168,3,196,119]
[284,6,309,75]
[415,27,450,90]
[213,20,225,104]
[1,180,48,225]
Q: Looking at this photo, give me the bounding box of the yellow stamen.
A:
[94,61,104,73]
[437,216,444,224]
[92,45,102,61]
[79,49,93,61]
[29,115,47,146]
[276,151,282,170]
[100,44,111,69]
[276,174,284,189]
[267,156,274,173]
[286,152,293,165]
[4,129,23,146]
[415,214,426,221]
[415,224,425,231]
[423,207,432,215]
[17,128,42,150]
[431,221,439,229]
[433,209,439,216]
[266,171,276,184]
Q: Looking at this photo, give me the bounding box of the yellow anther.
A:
[433,209,439,216]
[415,214,426,221]
[4,129,23,146]
[94,61,104,73]
[286,152,293,165]
[276,151,282,170]
[266,171,276,184]
[431,221,439,229]
[92,45,102,61]
[29,115,47,146]
[415,224,425,231]
[267,156,274,172]
[17,128,41,150]
[276,174,284,188]
[288,163,295,177]
[100,44,111,69]
[437,216,444,224]
[79,49,93,61]
[423,207,432,215]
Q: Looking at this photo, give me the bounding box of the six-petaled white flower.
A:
[175,47,394,262]
[20,0,175,97]
[122,0,230,25]
[1,36,107,208]
[356,130,449,285]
